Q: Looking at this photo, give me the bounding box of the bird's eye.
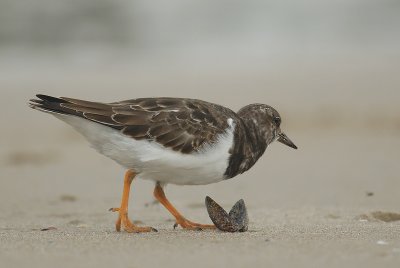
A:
[273,117,281,126]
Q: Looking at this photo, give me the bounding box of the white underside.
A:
[53,114,234,185]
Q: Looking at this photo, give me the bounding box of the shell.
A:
[228,199,249,232]
[205,196,249,232]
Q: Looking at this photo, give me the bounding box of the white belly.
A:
[55,115,234,185]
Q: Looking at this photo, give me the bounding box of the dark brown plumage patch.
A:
[29,95,236,154]
[122,125,149,139]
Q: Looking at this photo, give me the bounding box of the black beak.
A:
[277,133,298,149]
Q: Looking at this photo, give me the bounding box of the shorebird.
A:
[29,94,297,233]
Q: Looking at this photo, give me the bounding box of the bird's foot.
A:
[109,208,157,233]
[173,218,216,230]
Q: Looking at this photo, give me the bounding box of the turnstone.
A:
[29,94,297,233]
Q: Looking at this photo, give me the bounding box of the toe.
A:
[177,220,215,230]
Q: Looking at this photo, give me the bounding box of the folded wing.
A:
[29,95,234,154]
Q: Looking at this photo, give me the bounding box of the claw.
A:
[173,223,178,229]
[109,208,119,212]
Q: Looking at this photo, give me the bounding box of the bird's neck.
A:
[224,118,269,179]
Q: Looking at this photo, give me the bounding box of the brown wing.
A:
[30,95,235,154]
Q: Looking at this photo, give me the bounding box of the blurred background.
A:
[1,1,400,267]
[1,0,399,125]
[1,0,399,216]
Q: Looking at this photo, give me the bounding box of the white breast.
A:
[54,115,235,185]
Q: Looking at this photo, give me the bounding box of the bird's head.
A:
[237,104,297,150]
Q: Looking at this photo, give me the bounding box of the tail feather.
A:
[29,94,76,115]
[28,94,121,129]
[36,94,68,104]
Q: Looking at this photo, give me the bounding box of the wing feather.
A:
[30,95,235,154]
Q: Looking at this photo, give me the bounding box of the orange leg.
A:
[153,183,215,230]
[110,170,157,233]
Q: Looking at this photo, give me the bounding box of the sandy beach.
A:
[0,54,400,268]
